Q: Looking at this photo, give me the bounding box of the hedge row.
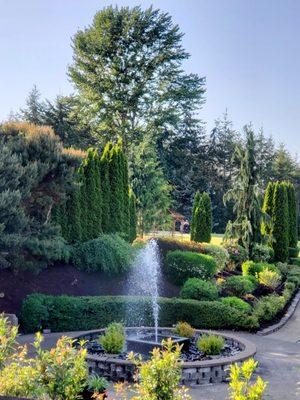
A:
[19,294,258,333]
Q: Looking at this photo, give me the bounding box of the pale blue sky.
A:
[0,0,299,155]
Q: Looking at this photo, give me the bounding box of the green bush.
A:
[258,269,281,290]
[70,234,134,274]
[164,250,217,285]
[221,297,252,314]
[242,261,278,277]
[289,247,299,258]
[174,322,195,338]
[99,322,125,354]
[223,244,248,270]
[221,276,256,297]
[276,262,289,278]
[253,295,285,322]
[290,258,300,267]
[180,278,218,301]
[19,294,258,333]
[197,334,225,355]
[201,244,229,272]
[252,244,274,263]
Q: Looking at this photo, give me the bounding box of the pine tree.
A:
[261,181,275,238]
[190,191,201,241]
[286,182,298,248]
[272,182,289,262]
[129,189,137,242]
[100,142,112,233]
[19,85,45,125]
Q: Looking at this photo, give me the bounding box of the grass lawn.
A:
[143,231,224,246]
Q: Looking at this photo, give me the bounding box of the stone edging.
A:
[75,327,256,386]
[257,290,300,336]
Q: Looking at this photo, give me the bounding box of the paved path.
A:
[18,305,300,400]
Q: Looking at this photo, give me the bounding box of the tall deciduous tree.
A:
[69,6,205,153]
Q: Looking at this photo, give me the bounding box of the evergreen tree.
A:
[65,188,82,243]
[272,182,289,262]
[109,143,124,234]
[120,147,130,238]
[224,125,262,257]
[100,142,112,233]
[190,191,201,241]
[129,189,137,242]
[19,85,45,125]
[286,182,298,248]
[202,192,212,243]
[261,181,275,238]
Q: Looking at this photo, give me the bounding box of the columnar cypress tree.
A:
[100,142,112,233]
[286,182,298,248]
[261,181,275,238]
[190,191,201,241]
[201,192,212,243]
[129,189,137,242]
[92,148,102,237]
[109,143,124,233]
[66,188,82,243]
[272,182,289,262]
[120,148,130,238]
[78,167,88,242]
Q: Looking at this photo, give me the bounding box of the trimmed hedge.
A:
[180,278,218,301]
[19,294,258,334]
[220,296,252,314]
[164,250,217,285]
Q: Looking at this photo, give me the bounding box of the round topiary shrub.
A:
[164,250,217,285]
[180,278,218,301]
[220,296,252,314]
[221,275,256,297]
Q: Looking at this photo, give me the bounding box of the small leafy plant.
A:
[197,334,225,356]
[86,374,109,393]
[174,322,195,339]
[229,358,267,399]
[99,322,125,354]
[258,268,281,290]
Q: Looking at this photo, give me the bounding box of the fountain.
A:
[126,239,189,354]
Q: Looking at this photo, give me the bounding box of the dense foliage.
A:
[0,122,79,271]
[20,294,258,333]
[190,192,212,243]
[164,250,217,285]
[99,322,125,354]
[197,334,225,356]
[70,234,134,274]
[180,278,218,301]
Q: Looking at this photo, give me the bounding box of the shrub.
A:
[20,294,258,333]
[252,243,274,263]
[86,374,109,393]
[71,234,134,274]
[197,334,225,355]
[164,250,217,285]
[201,244,229,272]
[223,244,248,270]
[174,322,195,338]
[288,247,299,258]
[220,297,252,314]
[0,315,18,369]
[229,358,267,400]
[221,276,256,297]
[258,269,281,290]
[242,261,278,277]
[253,294,285,322]
[180,278,218,301]
[99,322,125,354]
[276,262,289,278]
[290,258,300,267]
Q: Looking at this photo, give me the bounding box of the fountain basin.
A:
[126,334,190,355]
[74,327,256,386]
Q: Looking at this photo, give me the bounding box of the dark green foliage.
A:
[261,181,275,237]
[180,278,218,301]
[289,247,299,258]
[19,294,258,334]
[65,188,82,243]
[164,250,217,285]
[220,297,252,314]
[109,143,124,234]
[253,294,285,322]
[99,143,112,233]
[272,182,289,262]
[252,243,274,263]
[190,192,212,243]
[223,244,248,269]
[221,276,256,297]
[0,122,79,271]
[70,234,134,274]
[290,258,300,267]
[286,182,298,248]
[128,190,137,242]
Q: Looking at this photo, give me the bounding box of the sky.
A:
[0,0,299,156]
